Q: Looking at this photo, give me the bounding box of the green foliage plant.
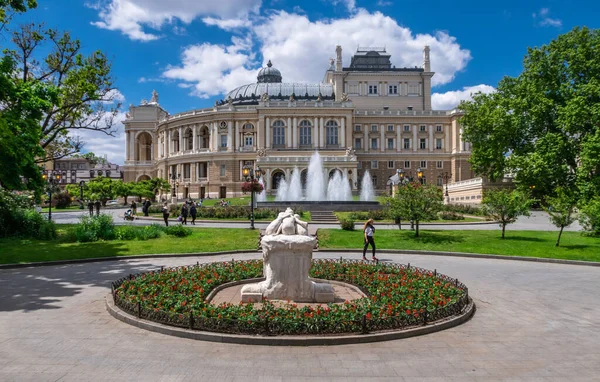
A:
[388,182,443,237]
[72,214,115,242]
[578,198,600,237]
[163,224,193,237]
[339,219,355,231]
[482,189,534,239]
[544,188,577,246]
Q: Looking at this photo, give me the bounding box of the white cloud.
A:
[202,16,252,31]
[431,84,495,110]
[105,89,126,103]
[162,10,471,99]
[90,0,262,41]
[73,111,128,165]
[533,8,562,28]
[331,0,357,12]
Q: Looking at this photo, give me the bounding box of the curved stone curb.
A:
[319,249,600,267]
[106,293,475,346]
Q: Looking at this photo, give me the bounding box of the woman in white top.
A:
[363,219,378,262]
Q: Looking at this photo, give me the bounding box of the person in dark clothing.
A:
[189,203,197,225]
[94,200,101,216]
[162,203,169,226]
[144,200,151,216]
[131,201,137,215]
[181,203,188,225]
[87,201,94,217]
[363,218,377,262]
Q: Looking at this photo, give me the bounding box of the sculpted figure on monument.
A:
[265,208,309,236]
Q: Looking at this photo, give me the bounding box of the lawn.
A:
[317,229,600,262]
[334,212,484,224]
[41,205,84,213]
[0,227,259,265]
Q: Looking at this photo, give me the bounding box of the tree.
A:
[72,152,106,165]
[544,188,577,246]
[5,23,120,163]
[145,178,171,202]
[578,198,600,237]
[482,189,534,239]
[388,182,443,237]
[0,1,36,29]
[114,181,133,205]
[130,181,154,201]
[461,27,600,203]
[85,176,118,206]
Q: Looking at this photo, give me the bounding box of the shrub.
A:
[163,225,192,237]
[21,210,57,240]
[339,219,356,231]
[115,225,137,241]
[73,214,116,242]
[136,225,163,240]
[348,212,369,221]
[442,203,485,216]
[52,192,72,209]
[438,211,465,221]
[368,209,388,221]
[579,198,600,237]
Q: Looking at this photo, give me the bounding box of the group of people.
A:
[86,201,102,217]
[161,200,201,227]
[129,199,152,217]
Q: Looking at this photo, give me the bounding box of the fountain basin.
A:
[258,201,381,212]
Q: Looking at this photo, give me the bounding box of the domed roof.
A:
[257,60,282,83]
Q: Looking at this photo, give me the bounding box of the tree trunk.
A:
[556,226,564,247]
[501,223,506,239]
[415,220,420,237]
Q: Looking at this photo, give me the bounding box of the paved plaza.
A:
[1,251,599,381]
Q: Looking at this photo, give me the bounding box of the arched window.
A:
[172,131,180,152]
[299,120,312,146]
[243,123,254,130]
[326,120,338,146]
[272,171,285,190]
[184,128,193,151]
[199,126,209,149]
[272,120,285,147]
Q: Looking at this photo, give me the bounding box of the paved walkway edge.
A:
[105,293,475,346]
[3,248,599,269]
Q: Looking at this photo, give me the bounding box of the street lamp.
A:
[417,167,424,184]
[79,180,86,209]
[440,172,452,198]
[170,172,181,202]
[41,171,61,221]
[242,165,262,230]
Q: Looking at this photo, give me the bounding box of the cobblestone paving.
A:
[1,252,599,381]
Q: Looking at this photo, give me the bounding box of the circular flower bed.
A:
[112,259,469,336]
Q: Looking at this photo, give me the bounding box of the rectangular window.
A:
[436,125,443,132]
[420,160,427,168]
[245,135,253,147]
[354,125,361,132]
[388,85,398,95]
[371,161,378,169]
[419,125,426,132]
[220,135,227,147]
[183,164,191,179]
[348,83,359,94]
[437,177,444,186]
[354,138,362,149]
[387,125,394,132]
[403,125,411,132]
[388,161,394,169]
[436,161,443,169]
[403,138,410,149]
[371,125,378,132]
[404,161,411,169]
[368,85,378,94]
[436,138,443,150]
[408,83,420,95]
[387,138,394,149]
[371,138,378,149]
[420,138,427,149]
[220,164,226,177]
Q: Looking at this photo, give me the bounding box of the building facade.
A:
[44,157,123,187]
[124,46,474,199]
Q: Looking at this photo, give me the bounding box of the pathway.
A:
[1,252,599,381]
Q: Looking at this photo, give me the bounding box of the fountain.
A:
[288,167,303,201]
[256,177,266,202]
[275,176,290,201]
[305,152,326,201]
[360,170,375,202]
[326,171,352,201]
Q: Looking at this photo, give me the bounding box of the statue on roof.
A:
[150,90,159,104]
[341,93,350,102]
[261,93,270,102]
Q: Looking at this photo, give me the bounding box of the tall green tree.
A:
[85,176,118,206]
[0,0,36,29]
[387,182,443,237]
[482,189,535,239]
[460,27,600,203]
[544,188,577,246]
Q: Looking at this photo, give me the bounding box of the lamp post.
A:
[416,167,424,184]
[170,172,181,203]
[41,171,61,221]
[79,180,86,209]
[440,172,452,203]
[242,165,262,230]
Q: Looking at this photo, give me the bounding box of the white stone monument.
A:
[241,208,335,303]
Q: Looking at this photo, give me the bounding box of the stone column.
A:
[235,121,240,151]
[125,131,131,160]
[319,117,324,148]
[396,125,401,152]
[266,168,272,191]
[287,117,292,148]
[293,117,298,148]
[380,125,385,152]
[130,132,136,161]
[340,117,346,147]
[257,118,263,149]
[213,123,219,152]
[313,117,318,148]
[363,127,368,152]
[193,125,198,152]
[166,131,170,158]
[227,121,233,152]
[445,125,450,153]
[179,127,183,153]
[266,117,270,148]
[429,125,434,152]
[413,125,418,152]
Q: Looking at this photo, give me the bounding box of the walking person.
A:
[87,201,94,217]
[131,201,137,215]
[144,199,151,216]
[190,202,197,225]
[162,203,169,227]
[363,219,377,262]
[94,200,101,216]
[181,203,188,225]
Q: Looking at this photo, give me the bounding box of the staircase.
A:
[310,211,339,224]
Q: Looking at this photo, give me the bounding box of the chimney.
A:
[423,46,431,72]
[335,45,342,72]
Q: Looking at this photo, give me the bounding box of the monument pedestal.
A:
[241,235,335,303]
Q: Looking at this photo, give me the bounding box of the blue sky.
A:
[9,0,599,164]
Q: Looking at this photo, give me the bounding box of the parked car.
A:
[106,200,119,205]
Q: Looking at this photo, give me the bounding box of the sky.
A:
[8,0,600,165]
